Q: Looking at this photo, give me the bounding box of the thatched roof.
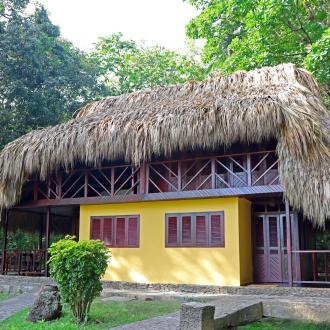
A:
[0,63,329,226]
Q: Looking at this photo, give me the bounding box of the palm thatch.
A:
[0,63,329,226]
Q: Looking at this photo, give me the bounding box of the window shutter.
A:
[196,215,207,246]
[210,214,224,246]
[128,217,138,247]
[91,218,101,240]
[181,215,192,245]
[103,217,113,246]
[116,217,126,246]
[167,216,178,245]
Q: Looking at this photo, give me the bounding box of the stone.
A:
[27,285,62,322]
[101,296,136,302]
[262,297,330,323]
[180,302,215,330]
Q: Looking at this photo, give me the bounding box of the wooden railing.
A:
[147,151,279,193]
[0,249,47,276]
[292,250,330,285]
[20,150,279,204]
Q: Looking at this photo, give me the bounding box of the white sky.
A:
[38,0,199,52]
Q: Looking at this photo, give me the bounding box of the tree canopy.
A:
[0,0,102,148]
[0,0,328,149]
[90,33,205,95]
[186,0,330,96]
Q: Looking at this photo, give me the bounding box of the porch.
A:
[0,206,79,276]
[252,199,330,287]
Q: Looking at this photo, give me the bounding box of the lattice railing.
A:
[21,150,279,202]
[147,151,279,193]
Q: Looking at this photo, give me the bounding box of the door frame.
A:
[252,210,299,284]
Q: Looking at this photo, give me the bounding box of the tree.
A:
[0,0,103,148]
[90,33,205,95]
[186,0,330,96]
[48,236,109,323]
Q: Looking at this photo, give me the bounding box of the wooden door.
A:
[254,214,283,283]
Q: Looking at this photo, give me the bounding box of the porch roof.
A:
[0,63,329,226]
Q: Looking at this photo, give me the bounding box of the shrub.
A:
[48,236,110,323]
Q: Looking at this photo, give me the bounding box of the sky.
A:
[38,0,199,52]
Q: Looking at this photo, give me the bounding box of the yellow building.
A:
[79,198,252,286]
[0,64,329,287]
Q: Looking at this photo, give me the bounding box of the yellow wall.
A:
[238,198,253,284]
[79,197,252,286]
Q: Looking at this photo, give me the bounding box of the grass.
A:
[239,318,330,330]
[0,292,13,302]
[0,299,180,330]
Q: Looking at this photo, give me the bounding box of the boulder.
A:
[27,285,62,322]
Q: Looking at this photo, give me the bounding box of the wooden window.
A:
[90,215,139,247]
[165,212,224,247]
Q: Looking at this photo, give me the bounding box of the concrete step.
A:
[262,296,330,323]
[101,288,221,302]
[213,297,263,328]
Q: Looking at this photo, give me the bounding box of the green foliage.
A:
[91,33,205,95]
[304,28,330,95]
[0,0,103,148]
[0,229,64,250]
[48,236,110,323]
[186,0,330,96]
[0,229,39,250]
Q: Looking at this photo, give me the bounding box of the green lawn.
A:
[239,318,330,330]
[0,292,13,302]
[0,299,180,330]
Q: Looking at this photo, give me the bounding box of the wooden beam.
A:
[139,163,146,194]
[39,213,43,250]
[45,207,50,276]
[211,158,216,189]
[247,154,252,186]
[1,210,9,275]
[285,199,293,287]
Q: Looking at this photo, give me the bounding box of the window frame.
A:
[90,215,140,248]
[165,211,225,248]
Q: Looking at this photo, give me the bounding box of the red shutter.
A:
[182,216,192,245]
[210,214,224,246]
[103,217,113,246]
[115,217,126,246]
[196,215,207,246]
[91,218,101,240]
[128,217,139,247]
[167,216,178,245]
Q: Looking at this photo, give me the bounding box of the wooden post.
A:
[247,154,252,186]
[1,210,9,275]
[139,164,146,194]
[84,171,88,197]
[44,207,50,276]
[285,200,293,287]
[211,158,216,189]
[111,167,115,196]
[178,160,182,191]
[38,214,43,250]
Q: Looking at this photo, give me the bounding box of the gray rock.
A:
[27,285,62,322]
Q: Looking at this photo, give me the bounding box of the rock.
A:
[27,285,62,322]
